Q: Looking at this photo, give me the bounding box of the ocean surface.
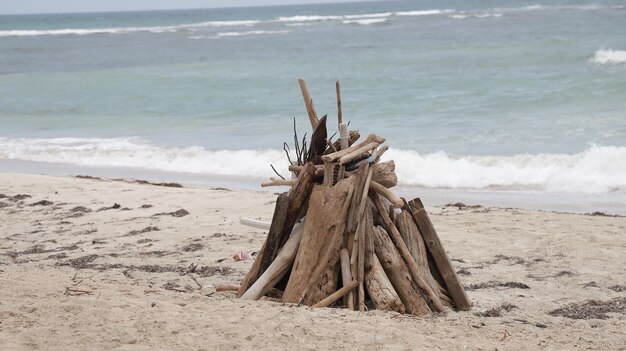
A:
[1,0,626,211]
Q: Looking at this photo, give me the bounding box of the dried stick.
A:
[370,180,403,208]
[372,193,445,312]
[216,285,240,292]
[298,79,319,130]
[340,248,354,308]
[338,142,380,165]
[322,134,385,163]
[339,123,349,151]
[375,145,389,161]
[313,280,359,308]
[261,179,296,188]
[357,218,366,311]
[270,164,285,180]
[336,80,342,128]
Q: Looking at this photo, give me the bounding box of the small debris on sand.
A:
[182,243,204,252]
[466,281,530,291]
[29,200,54,206]
[124,226,160,236]
[549,297,626,320]
[478,303,518,317]
[154,209,189,218]
[70,206,92,213]
[97,203,121,211]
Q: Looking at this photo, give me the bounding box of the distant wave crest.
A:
[212,30,290,38]
[1,137,625,194]
[0,19,260,37]
[0,4,619,38]
[342,18,390,25]
[396,9,454,16]
[590,49,626,64]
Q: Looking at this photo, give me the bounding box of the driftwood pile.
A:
[238,80,470,314]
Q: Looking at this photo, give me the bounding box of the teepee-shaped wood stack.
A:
[237,80,470,314]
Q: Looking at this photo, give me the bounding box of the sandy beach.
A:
[0,173,624,350]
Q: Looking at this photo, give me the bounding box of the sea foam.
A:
[590,49,626,64]
[386,145,626,193]
[1,137,625,194]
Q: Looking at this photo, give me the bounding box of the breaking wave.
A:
[590,49,626,64]
[1,137,625,194]
[0,137,289,179]
[386,145,626,193]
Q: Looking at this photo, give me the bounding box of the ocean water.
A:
[1,0,626,209]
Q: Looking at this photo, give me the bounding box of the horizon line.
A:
[0,0,378,16]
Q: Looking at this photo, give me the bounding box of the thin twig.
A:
[189,274,203,290]
[270,164,285,180]
[283,142,293,166]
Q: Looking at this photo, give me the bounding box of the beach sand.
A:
[0,173,624,350]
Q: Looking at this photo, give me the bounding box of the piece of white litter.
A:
[239,217,271,230]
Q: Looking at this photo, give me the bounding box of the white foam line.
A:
[2,137,626,194]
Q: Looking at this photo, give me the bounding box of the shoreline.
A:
[2,158,626,215]
[1,172,624,350]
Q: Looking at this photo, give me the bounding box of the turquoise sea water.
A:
[1,0,626,203]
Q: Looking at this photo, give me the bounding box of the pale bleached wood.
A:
[298,79,318,130]
[408,198,471,311]
[321,134,385,163]
[371,160,398,188]
[372,225,431,315]
[313,280,358,308]
[288,164,324,172]
[357,167,374,221]
[370,180,403,208]
[323,162,334,186]
[338,142,380,165]
[375,145,389,162]
[365,250,405,313]
[241,222,304,300]
[297,178,356,305]
[339,123,349,151]
[347,162,369,233]
[340,248,354,308]
[261,179,296,188]
[373,194,446,312]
